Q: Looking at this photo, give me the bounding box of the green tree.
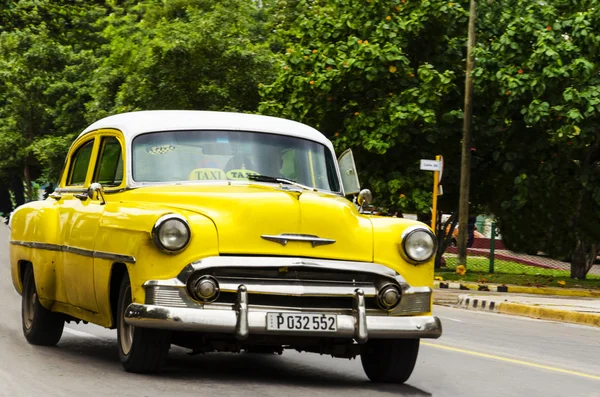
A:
[87,0,275,119]
[259,0,468,215]
[0,1,108,198]
[471,0,600,278]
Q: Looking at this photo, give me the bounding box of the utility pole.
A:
[457,0,477,266]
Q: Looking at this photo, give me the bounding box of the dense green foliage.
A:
[470,0,600,277]
[0,0,274,200]
[260,0,468,214]
[87,0,274,120]
[0,0,599,277]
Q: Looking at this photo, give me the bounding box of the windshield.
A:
[132,130,341,192]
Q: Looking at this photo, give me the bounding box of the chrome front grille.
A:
[145,286,188,308]
[394,291,431,314]
[187,266,384,311]
[143,257,432,315]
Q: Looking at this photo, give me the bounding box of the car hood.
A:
[128,183,374,262]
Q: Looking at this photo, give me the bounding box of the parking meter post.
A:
[489,222,496,273]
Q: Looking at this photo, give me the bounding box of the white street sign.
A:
[420,159,442,172]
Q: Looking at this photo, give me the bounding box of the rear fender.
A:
[9,202,60,303]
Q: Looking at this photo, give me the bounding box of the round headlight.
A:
[402,227,436,262]
[152,214,191,253]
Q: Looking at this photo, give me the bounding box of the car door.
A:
[55,135,104,312]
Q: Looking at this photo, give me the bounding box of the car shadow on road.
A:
[55,337,431,396]
[162,352,432,396]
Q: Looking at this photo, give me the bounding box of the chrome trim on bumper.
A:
[126,284,442,340]
[176,256,402,284]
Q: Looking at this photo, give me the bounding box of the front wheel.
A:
[360,339,420,383]
[21,266,64,346]
[117,273,170,373]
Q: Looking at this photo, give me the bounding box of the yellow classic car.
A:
[9,110,441,382]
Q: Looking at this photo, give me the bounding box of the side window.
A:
[68,140,95,186]
[94,137,124,187]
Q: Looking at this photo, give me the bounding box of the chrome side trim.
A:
[10,240,136,264]
[261,233,336,247]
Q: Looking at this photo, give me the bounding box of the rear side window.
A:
[68,140,95,186]
[94,137,123,187]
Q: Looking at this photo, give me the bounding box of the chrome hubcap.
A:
[119,286,134,355]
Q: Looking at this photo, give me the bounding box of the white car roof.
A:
[79,110,334,150]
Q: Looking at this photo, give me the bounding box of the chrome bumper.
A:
[125,286,442,342]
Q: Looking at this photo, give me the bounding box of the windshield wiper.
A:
[247,174,315,191]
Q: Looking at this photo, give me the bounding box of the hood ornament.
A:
[261,233,336,247]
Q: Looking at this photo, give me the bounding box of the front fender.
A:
[92,200,219,322]
[370,217,435,293]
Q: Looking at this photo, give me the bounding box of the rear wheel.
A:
[21,266,64,346]
[117,273,170,373]
[360,339,420,383]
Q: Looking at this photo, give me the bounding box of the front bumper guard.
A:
[125,285,442,342]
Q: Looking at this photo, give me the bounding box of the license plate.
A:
[266,313,337,332]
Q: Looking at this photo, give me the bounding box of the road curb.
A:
[456,294,600,327]
[457,294,499,312]
[497,302,600,327]
[435,280,600,298]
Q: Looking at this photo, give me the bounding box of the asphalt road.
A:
[1,224,599,397]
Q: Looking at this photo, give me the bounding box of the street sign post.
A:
[421,156,443,231]
[420,159,442,172]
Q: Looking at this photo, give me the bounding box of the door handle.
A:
[74,193,88,201]
[49,193,62,200]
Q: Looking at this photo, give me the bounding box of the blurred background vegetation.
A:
[1,0,599,279]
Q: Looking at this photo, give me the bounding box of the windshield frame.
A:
[126,129,344,195]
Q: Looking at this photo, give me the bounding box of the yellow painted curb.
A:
[498,302,600,327]
[505,285,600,298]
[437,280,600,298]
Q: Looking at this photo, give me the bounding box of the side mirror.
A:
[87,182,106,205]
[357,189,372,207]
[337,149,361,195]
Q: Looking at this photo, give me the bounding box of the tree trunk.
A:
[23,161,33,202]
[570,240,598,279]
[569,132,600,279]
[11,174,25,206]
[0,186,12,224]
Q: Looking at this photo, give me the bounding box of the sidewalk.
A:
[434,280,600,298]
[434,289,600,327]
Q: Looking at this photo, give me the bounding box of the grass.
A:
[438,256,600,290]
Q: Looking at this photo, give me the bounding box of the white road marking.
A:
[452,307,555,322]
[439,316,465,323]
[63,327,102,339]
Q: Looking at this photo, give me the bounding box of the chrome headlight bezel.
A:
[152,214,191,254]
[401,226,437,264]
